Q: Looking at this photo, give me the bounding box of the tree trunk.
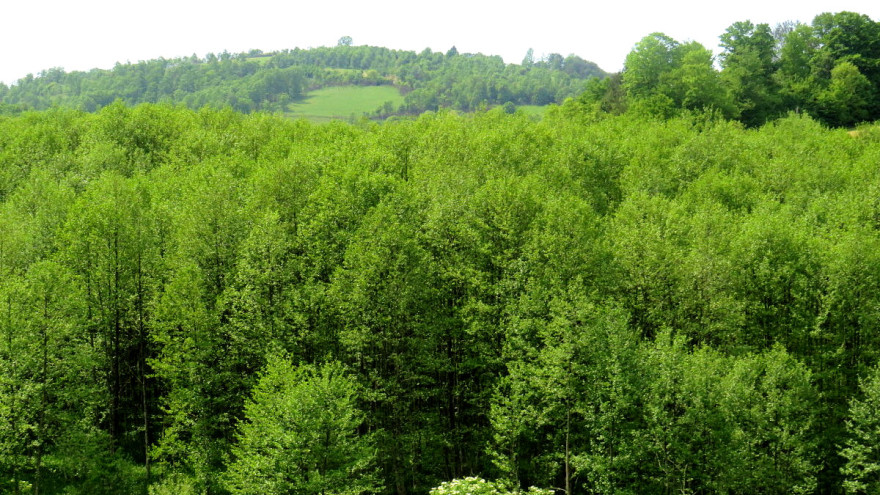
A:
[111,232,121,450]
[5,293,20,495]
[36,297,49,495]
[140,359,150,482]
[137,249,151,483]
[565,406,571,495]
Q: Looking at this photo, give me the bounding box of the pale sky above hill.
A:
[2,0,880,85]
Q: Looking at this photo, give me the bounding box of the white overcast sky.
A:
[2,0,879,85]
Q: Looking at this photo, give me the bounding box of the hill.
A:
[0,45,605,120]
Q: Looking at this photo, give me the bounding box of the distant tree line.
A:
[0,45,605,116]
[578,11,880,128]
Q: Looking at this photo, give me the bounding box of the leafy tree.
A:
[578,73,627,115]
[841,364,880,493]
[331,190,450,490]
[637,335,819,494]
[0,274,27,495]
[522,49,535,67]
[623,33,681,100]
[492,303,641,494]
[149,156,255,491]
[149,261,226,490]
[671,42,735,115]
[810,11,880,83]
[774,23,817,113]
[719,21,781,125]
[624,34,731,118]
[807,11,880,123]
[223,210,296,362]
[0,261,109,494]
[223,356,379,495]
[59,171,158,467]
[816,60,873,126]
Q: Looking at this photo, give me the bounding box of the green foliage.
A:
[841,365,880,493]
[816,60,873,126]
[639,336,819,494]
[1,45,605,120]
[287,85,405,122]
[1,102,880,494]
[610,11,880,127]
[623,34,734,119]
[223,356,379,495]
[719,21,780,126]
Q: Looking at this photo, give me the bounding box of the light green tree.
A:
[623,34,732,118]
[623,33,680,102]
[841,364,880,493]
[0,261,103,494]
[816,60,873,127]
[719,21,781,126]
[223,357,379,495]
[671,42,736,116]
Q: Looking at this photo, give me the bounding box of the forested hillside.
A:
[0,44,603,117]
[5,10,880,129]
[3,101,880,494]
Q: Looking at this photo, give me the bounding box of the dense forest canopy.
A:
[3,99,880,494]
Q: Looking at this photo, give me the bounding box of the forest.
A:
[0,43,603,117]
[571,11,880,129]
[2,9,880,495]
[3,102,880,495]
[4,11,880,129]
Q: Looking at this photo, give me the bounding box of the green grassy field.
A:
[287,85,404,123]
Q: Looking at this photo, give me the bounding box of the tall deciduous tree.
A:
[624,34,732,117]
[816,60,872,126]
[719,21,781,126]
[2,261,107,494]
[223,357,378,495]
[623,32,681,112]
[60,171,158,469]
[149,157,254,492]
[841,364,880,494]
[774,23,817,113]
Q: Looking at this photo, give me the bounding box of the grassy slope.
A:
[287,85,404,123]
[285,85,551,123]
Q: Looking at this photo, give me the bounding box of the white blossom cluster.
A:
[429,477,552,495]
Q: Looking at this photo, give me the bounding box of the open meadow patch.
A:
[286,85,404,122]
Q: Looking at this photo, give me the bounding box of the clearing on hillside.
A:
[287,85,403,123]
[516,105,550,118]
